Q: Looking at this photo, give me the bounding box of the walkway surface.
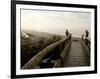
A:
[63,37,90,67]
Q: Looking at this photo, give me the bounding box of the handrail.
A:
[22,35,71,69]
[85,37,90,50]
[82,35,90,50]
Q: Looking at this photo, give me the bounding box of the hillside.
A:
[21,30,65,68]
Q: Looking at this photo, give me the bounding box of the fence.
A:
[82,35,90,50]
[22,34,71,69]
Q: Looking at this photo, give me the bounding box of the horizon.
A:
[21,9,91,38]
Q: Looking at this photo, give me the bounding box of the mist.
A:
[21,9,91,37]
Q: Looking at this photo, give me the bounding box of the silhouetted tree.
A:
[85,30,89,37]
[65,29,69,37]
[85,30,89,45]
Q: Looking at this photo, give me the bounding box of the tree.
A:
[65,29,69,37]
[85,30,89,37]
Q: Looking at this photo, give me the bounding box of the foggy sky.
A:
[21,9,91,37]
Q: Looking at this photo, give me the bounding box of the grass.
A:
[21,30,65,68]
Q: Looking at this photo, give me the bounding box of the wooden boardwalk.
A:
[22,36,90,69]
[63,38,90,67]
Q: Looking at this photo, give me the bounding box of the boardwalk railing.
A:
[22,34,71,69]
[85,37,90,50]
[82,35,90,50]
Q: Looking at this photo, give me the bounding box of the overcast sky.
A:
[21,9,91,37]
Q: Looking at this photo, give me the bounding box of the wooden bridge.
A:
[22,34,90,69]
